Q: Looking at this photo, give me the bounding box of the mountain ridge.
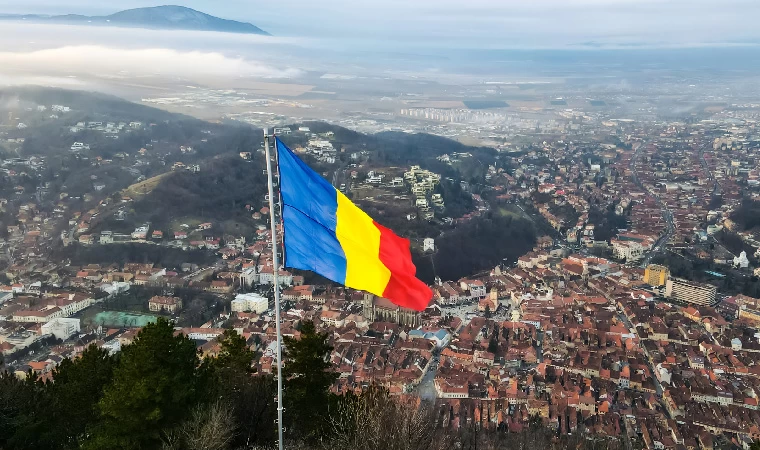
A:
[0,5,270,35]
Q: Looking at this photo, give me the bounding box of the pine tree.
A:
[282,320,338,443]
[40,345,116,449]
[212,370,278,448]
[207,328,255,373]
[87,318,201,449]
[0,371,47,450]
[205,328,277,448]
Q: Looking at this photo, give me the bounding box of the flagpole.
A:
[264,128,285,450]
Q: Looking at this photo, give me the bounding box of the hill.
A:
[0,5,270,35]
[1,86,536,281]
[0,87,190,124]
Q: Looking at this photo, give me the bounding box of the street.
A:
[631,141,676,268]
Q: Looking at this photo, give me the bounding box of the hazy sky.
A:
[0,0,757,91]
[0,0,757,48]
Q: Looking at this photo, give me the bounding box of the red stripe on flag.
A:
[374,221,432,311]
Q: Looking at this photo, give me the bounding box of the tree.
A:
[38,345,117,449]
[210,370,277,448]
[282,320,338,442]
[205,329,275,448]
[484,305,492,319]
[207,329,255,373]
[161,400,236,450]
[488,335,499,354]
[0,372,47,450]
[87,318,201,449]
[328,386,446,450]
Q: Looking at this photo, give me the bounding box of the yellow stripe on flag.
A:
[335,191,391,296]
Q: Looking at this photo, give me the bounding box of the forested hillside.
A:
[1,87,537,283]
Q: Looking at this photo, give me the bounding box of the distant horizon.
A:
[0,0,758,50]
[1,0,759,97]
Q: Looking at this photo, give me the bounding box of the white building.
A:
[183,328,225,341]
[0,292,13,305]
[423,238,435,252]
[460,280,487,299]
[409,329,450,348]
[100,281,130,297]
[258,269,293,286]
[734,251,749,269]
[240,267,258,288]
[100,231,114,244]
[611,240,645,262]
[707,224,723,235]
[57,295,95,317]
[42,318,81,340]
[131,226,149,240]
[231,293,269,314]
[70,142,89,151]
[101,339,122,355]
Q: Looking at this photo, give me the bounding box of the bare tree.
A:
[326,388,623,450]
[327,387,447,450]
[162,400,237,450]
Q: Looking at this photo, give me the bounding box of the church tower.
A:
[362,292,375,320]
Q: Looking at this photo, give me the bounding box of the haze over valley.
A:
[2,2,760,143]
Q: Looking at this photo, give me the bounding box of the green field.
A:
[88,310,158,328]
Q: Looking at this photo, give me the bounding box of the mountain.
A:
[0,5,270,35]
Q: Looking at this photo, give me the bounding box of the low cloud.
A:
[0,45,302,81]
[0,73,86,87]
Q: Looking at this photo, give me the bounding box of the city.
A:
[1,1,760,450]
[1,84,760,449]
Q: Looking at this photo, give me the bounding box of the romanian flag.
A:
[276,138,432,311]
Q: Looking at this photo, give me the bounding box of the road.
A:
[616,311,663,397]
[698,143,722,197]
[183,267,215,282]
[415,356,439,400]
[630,141,676,268]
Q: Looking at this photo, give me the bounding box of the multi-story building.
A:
[12,307,62,323]
[611,240,645,262]
[644,264,670,287]
[41,318,81,340]
[738,306,760,324]
[148,296,183,313]
[231,293,269,314]
[665,278,717,306]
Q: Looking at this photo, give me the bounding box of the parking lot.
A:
[438,301,513,323]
